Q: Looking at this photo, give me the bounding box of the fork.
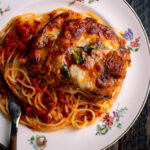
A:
[8,97,21,150]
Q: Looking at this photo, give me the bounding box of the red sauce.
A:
[32,79,46,92]
[3,32,19,60]
[16,23,30,43]
[16,98,53,123]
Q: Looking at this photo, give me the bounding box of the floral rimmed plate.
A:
[0,0,150,149]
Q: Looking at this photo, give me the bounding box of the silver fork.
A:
[8,97,21,150]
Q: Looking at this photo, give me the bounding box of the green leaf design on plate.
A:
[124,107,128,111]
[88,0,95,3]
[134,47,139,51]
[29,135,47,150]
[69,1,75,5]
[30,141,33,145]
[127,45,133,51]
[108,126,112,130]
[31,136,35,141]
[7,5,10,11]
[96,106,128,136]
[101,126,108,135]
[117,123,122,129]
[96,132,100,136]
[119,33,124,38]
[116,118,119,122]
[97,125,108,135]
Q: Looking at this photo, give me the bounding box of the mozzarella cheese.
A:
[77,34,98,47]
[103,40,119,50]
[69,65,95,90]
[48,28,61,40]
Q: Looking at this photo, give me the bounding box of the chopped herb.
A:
[61,65,71,80]
[73,49,86,64]
[78,43,100,55]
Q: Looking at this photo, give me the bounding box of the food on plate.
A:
[0,8,131,131]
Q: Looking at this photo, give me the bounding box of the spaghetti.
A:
[0,8,131,131]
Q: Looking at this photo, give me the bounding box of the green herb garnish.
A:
[78,43,100,55]
[61,65,71,80]
[73,49,86,64]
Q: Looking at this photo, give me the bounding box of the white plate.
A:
[0,0,150,150]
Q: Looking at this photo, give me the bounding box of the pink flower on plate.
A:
[0,10,4,14]
[135,37,140,42]
[130,41,139,48]
[103,113,114,126]
[37,137,47,147]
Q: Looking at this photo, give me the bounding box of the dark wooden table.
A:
[0,0,149,150]
[107,1,150,150]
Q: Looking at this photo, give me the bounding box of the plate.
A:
[0,0,150,149]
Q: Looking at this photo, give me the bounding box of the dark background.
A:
[108,1,150,150]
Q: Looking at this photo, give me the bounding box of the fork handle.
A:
[9,123,17,150]
[9,136,17,150]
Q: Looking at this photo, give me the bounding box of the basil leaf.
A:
[73,50,86,64]
[78,43,100,55]
[61,65,71,80]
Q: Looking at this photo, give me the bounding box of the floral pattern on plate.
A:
[0,1,10,16]
[29,135,47,150]
[96,107,128,136]
[120,28,141,51]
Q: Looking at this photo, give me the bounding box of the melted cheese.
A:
[50,54,66,75]
[69,65,95,90]
[47,28,61,40]
[77,34,98,47]
[103,40,120,50]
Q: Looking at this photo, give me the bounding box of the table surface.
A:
[0,0,150,150]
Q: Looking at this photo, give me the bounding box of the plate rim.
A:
[103,0,150,149]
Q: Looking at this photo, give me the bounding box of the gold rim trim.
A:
[104,0,150,149]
